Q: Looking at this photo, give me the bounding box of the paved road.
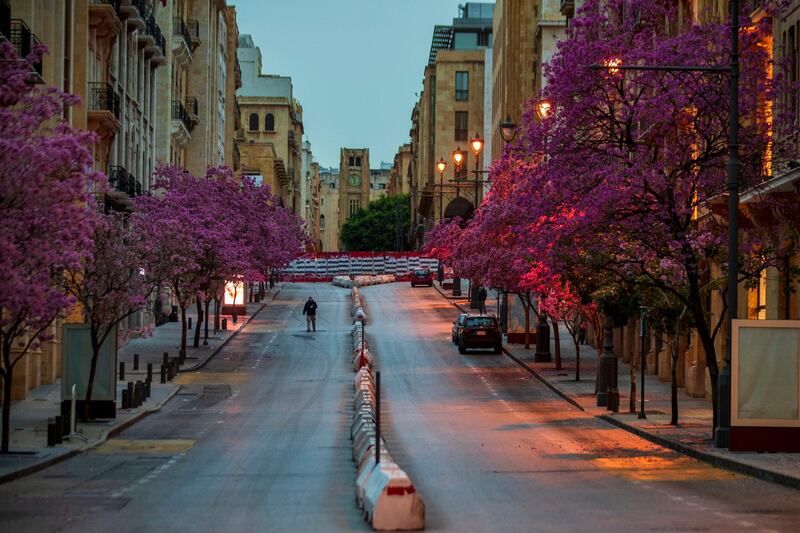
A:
[0,283,367,533]
[363,282,800,532]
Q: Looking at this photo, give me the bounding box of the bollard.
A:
[160,364,167,384]
[127,382,134,408]
[134,381,143,407]
[144,378,151,399]
[222,318,228,330]
[121,389,129,409]
[606,387,620,412]
[133,353,139,371]
[163,352,169,366]
[47,418,57,447]
[119,361,125,381]
[147,362,153,383]
[188,316,192,330]
[61,412,71,437]
[232,312,238,325]
[54,415,63,444]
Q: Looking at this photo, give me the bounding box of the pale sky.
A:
[231,0,465,169]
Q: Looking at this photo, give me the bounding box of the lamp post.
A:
[437,157,447,221]
[639,306,648,419]
[468,133,485,310]
[589,0,740,445]
[451,147,465,297]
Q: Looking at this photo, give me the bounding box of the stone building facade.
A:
[338,148,371,248]
[319,167,341,252]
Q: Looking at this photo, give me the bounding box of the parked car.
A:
[410,268,433,287]
[458,315,502,354]
[451,313,469,344]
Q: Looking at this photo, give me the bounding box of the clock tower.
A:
[338,148,371,239]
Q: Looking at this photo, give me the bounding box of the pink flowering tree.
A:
[65,212,152,420]
[0,42,102,448]
[493,0,798,428]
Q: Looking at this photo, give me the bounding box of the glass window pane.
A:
[738,327,799,420]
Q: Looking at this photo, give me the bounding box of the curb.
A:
[598,414,800,491]
[0,385,181,486]
[431,280,800,491]
[180,285,282,372]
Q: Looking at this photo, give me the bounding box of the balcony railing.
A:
[143,12,165,57]
[185,96,198,117]
[173,17,191,50]
[88,82,120,118]
[89,0,121,12]
[109,165,142,197]
[9,19,43,77]
[187,19,199,41]
[171,100,192,132]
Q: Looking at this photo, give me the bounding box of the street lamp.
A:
[468,133,485,310]
[499,115,517,143]
[535,99,552,122]
[450,147,465,297]
[436,157,446,223]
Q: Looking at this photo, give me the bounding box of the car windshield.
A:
[414,269,430,276]
[465,317,497,328]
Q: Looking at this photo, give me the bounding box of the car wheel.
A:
[493,343,502,354]
[458,341,467,354]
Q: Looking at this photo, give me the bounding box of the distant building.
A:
[389,144,413,196]
[236,34,305,212]
[338,148,371,248]
[319,167,340,251]
[370,165,391,202]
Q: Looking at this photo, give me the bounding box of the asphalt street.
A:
[1,282,800,532]
[362,282,800,532]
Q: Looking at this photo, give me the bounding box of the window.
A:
[349,198,360,216]
[455,111,468,141]
[248,113,259,131]
[348,156,362,167]
[320,214,325,229]
[264,113,275,131]
[455,71,468,101]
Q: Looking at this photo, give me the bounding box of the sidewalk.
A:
[0,285,282,484]
[438,287,800,490]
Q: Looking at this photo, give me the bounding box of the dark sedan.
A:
[451,313,469,344]
[458,315,502,354]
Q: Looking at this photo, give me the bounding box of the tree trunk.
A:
[180,305,187,359]
[552,320,562,370]
[203,300,209,345]
[193,299,202,348]
[688,272,720,431]
[83,335,101,422]
[214,296,221,332]
[523,294,531,350]
[1,343,12,453]
[573,339,581,382]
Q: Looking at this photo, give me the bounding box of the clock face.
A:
[348,174,361,187]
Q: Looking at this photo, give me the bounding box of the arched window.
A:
[248,113,259,131]
[320,214,325,229]
[264,113,275,131]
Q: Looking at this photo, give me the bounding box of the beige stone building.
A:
[319,167,340,252]
[409,3,494,248]
[370,164,391,202]
[236,34,304,212]
[389,143,413,195]
[307,160,322,251]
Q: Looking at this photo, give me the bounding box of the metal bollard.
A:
[163,352,169,366]
[121,389,129,409]
[144,378,151,399]
[47,418,57,447]
[147,362,153,383]
[127,382,134,407]
[607,387,620,412]
[222,318,228,330]
[119,361,125,381]
[160,364,167,384]
[133,353,139,371]
[188,317,192,330]
[135,381,143,407]
[54,415,63,444]
[61,412,71,437]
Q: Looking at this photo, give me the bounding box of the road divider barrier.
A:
[334,275,396,289]
[347,288,425,530]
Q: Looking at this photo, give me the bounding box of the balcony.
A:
[89,0,122,39]
[171,17,192,66]
[119,0,146,30]
[186,96,199,121]
[107,166,142,210]
[9,19,43,81]
[170,100,193,147]
[139,12,166,65]
[187,19,200,48]
[87,82,121,138]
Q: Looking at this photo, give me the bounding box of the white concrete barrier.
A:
[363,463,425,530]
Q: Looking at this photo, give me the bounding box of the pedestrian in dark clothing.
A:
[302,297,318,332]
[478,286,488,314]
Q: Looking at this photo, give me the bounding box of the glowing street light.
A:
[437,157,447,219]
[536,99,552,121]
[470,132,484,157]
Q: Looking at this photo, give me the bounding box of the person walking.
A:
[478,286,488,315]
[302,296,318,332]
